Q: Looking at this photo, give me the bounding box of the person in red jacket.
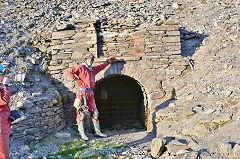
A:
[0,63,11,159]
[68,53,115,140]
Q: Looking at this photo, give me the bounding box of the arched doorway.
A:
[94,75,146,129]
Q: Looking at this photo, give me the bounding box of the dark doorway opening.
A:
[94,75,145,129]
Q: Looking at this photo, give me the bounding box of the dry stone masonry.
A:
[10,90,65,143]
[49,20,189,130]
[0,0,239,158]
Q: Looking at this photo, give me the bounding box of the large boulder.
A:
[151,138,167,158]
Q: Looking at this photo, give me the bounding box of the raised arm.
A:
[92,62,109,75]
[93,57,115,75]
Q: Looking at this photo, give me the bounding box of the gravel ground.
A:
[107,129,156,152]
[10,127,156,159]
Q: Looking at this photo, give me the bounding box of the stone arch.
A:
[95,61,165,131]
[94,74,146,129]
[49,21,186,132]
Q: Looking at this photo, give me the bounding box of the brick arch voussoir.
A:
[95,64,156,131]
[121,64,145,87]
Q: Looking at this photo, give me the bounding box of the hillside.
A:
[0,0,240,158]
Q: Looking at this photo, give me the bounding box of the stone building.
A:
[49,20,189,131]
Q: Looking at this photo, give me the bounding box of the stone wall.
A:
[49,20,189,130]
[11,92,65,143]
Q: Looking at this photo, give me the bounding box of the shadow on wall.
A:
[51,78,77,126]
[154,88,176,113]
[94,20,104,58]
[150,88,176,132]
[103,61,126,77]
[180,28,208,57]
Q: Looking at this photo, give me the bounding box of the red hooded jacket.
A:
[0,85,11,159]
[0,86,10,111]
[68,62,109,89]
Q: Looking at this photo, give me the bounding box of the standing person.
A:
[0,63,11,159]
[68,53,115,140]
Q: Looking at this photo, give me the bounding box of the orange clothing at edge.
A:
[68,62,109,113]
[0,86,11,159]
